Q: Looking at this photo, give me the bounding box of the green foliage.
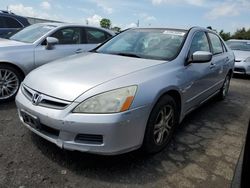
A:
[218,27,250,41]
[231,28,250,40]
[111,26,121,33]
[100,18,111,29]
[219,30,231,41]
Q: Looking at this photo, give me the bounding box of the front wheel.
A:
[142,95,179,154]
[0,64,23,102]
[218,74,231,100]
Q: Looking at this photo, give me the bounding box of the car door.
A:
[182,31,216,113]
[34,27,87,68]
[207,32,229,90]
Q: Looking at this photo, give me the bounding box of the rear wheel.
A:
[218,74,231,100]
[0,64,23,102]
[142,95,179,153]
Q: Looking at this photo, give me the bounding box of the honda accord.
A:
[16,27,235,155]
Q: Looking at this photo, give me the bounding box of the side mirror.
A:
[45,37,59,50]
[188,51,212,64]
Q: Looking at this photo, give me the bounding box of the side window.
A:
[3,17,22,28]
[51,27,81,45]
[0,17,5,28]
[208,33,223,55]
[85,28,108,44]
[189,31,210,55]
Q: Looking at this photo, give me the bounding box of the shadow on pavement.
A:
[0,101,16,111]
[233,74,250,80]
[30,92,246,185]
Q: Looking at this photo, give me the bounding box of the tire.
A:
[0,64,24,102]
[142,95,179,154]
[218,74,231,100]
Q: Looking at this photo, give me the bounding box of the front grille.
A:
[75,134,103,145]
[22,84,71,109]
[23,86,33,100]
[39,99,69,109]
[234,68,246,73]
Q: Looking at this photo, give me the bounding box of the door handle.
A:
[210,62,216,69]
[75,49,83,54]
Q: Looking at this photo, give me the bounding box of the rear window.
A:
[226,41,250,51]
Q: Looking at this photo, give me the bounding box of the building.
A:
[26,17,63,24]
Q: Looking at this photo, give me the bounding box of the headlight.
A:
[244,57,250,63]
[73,86,137,113]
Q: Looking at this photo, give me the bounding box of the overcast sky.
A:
[0,0,249,32]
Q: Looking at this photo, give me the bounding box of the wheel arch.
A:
[0,61,25,79]
[150,88,182,122]
[141,88,183,153]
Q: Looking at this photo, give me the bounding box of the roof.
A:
[32,22,116,35]
[127,26,217,33]
[0,10,30,26]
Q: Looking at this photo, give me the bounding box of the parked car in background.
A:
[16,27,234,155]
[0,23,115,102]
[226,39,250,75]
[0,10,30,38]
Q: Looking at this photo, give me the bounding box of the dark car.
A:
[0,10,30,38]
[232,120,250,188]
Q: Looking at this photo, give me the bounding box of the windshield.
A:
[96,29,187,60]
[226,41,250,51]
[10,24,56,43]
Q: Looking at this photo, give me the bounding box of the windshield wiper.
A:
[114,52,142,58]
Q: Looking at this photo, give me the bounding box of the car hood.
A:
[24,52,166,101]
[233,50,250,61]
[0,38,29,47]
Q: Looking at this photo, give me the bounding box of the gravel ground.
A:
[0,76,249,188]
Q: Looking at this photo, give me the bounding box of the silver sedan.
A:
[0,23,115,102]
[226,39,250,75]
[16,27,235,155]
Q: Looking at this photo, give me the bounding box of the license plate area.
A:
[20,110,41,130]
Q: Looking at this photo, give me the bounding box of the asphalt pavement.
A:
[0,76,249,188]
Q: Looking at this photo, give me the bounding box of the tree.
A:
[219,30,231,41]
[111,26,121,33]
[231,28,250,40]
[100,18,111,29]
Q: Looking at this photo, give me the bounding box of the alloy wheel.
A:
[153,105,174,145]
[0,69,19,100]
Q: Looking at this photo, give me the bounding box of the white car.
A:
[0,23,115,102]
[227,39,250,75]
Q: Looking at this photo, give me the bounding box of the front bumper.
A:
[15,88,151,155]
[234,61,250,75]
